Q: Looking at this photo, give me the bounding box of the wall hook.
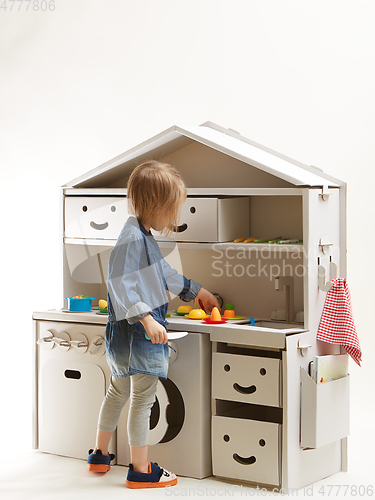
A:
[318,238,333,255]
[297,339,312,356]
[320,185,331,201]
[318,260,337,292]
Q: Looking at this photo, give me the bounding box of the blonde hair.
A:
[127,160,187,233]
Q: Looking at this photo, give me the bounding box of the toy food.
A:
[177,305,193,314]
[211,307,221,321]
[224,303,235,318]
[73,295,90,299]
[99,299,108,309]
[187,309,207,319]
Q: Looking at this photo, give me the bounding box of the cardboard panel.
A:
[300,368,350,449]
[39,360,106,460]
[64,123,341,189]
[212,416,280,486]
[65,196,128,240]
[156,197,249,242]
[116,332,212,479]
[212,352,280,407]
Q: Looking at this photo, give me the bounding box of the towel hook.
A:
[318,238,333,255]
[318,258,337,291]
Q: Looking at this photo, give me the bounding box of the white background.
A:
[0,0,374,484]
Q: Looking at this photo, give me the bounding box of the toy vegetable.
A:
[224,303,235,318]
[211,307,222,321]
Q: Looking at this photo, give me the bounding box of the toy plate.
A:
[202,318,228,324]
[168,331,188,340]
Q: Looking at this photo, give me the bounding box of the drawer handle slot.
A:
[173,223,188,233]
[233,453,256,465]
[64,369,81,380]
[233,383,256,395]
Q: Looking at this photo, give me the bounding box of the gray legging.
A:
[98,373,158,447]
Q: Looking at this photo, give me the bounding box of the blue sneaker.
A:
[126,462,177,489]
[87,449,115,472]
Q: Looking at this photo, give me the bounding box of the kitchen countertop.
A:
[33,310,307,349]
[33,309,109,325]
[32,309,249,327]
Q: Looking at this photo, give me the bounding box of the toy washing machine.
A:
[116,331,212,479]
[33,312,116,461]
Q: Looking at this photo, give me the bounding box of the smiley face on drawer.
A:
[65,197,128,240]
[212,352,281,407]
[212,416,280,486]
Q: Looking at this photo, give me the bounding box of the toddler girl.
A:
[87,160,220,488]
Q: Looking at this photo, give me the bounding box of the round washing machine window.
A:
[149,378,185,445]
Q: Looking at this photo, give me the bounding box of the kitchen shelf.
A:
[64,238,118,247]
[64,188,127,196]
[64,237,304,254]
[166,242,304,253]
[185,188,304,196]
[63,188,304,197]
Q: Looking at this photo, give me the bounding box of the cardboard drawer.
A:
[300,368,350,448]
[64,196,128,240]
[35,320,115,460]
[212,352,281,407]
[155,197,249,242]
[39,360,106,460]
[212,416,280,486]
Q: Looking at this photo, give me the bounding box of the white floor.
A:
[0,445,373,500]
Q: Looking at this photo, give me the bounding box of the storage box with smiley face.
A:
[156,197,250,243]
[64,196,128,240]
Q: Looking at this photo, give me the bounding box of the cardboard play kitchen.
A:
[33,122,350,490]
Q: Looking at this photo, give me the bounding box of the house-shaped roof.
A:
[63,122,343,190]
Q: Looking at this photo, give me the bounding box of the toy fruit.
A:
[224,303,235,318]
[187,309,207,319]
[99,299,108,309]
[211,307,221,321]
[177,305,193,314]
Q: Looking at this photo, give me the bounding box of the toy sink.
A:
[209,320,307,349]
[253,321,302,330]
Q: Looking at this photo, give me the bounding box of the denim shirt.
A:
[105,216,201,379]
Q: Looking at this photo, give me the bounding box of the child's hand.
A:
[140,314,168,344]
[196,288,221,314]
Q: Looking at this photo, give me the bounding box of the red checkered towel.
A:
[317,278,362,366]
